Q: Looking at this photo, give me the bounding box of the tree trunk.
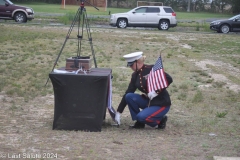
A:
[187,0,190,12]
[108,0,112,7]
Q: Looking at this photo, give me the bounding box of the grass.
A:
[176,11,232,20]
[0,12,240,159]
[216,111,228,118]
[1,23,239,109]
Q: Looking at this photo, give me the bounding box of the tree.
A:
[192,0,206,12]
[187,0,190,12]
[230,0,240,14]
[111,0,126,8]
[161,0,179,11]
[108,0,112,7]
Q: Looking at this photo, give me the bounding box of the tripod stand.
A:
[45,0,99,86]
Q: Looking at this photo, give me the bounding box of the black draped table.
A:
[49,68,112,132]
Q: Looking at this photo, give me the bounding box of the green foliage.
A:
[196,22,200,31]
[199,71,208,77]
[192,90,203,103]
[231,0,240,13]
[177,92,187,101]
[179,83,188,90]
[58,12,75,25]
[225,91,239,103]
[216,111,228,118]
[212,81,226,88]
[206,78,214,83]
[111,72,119,82]
[167,53,172,58]
[175,12,231,20]
[178,20,212,32]
[0,78,5,92]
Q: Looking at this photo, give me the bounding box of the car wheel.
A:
[14,12,27,23]
[117,18,127,28]
[220,24,230,33]
[158,20,169,30]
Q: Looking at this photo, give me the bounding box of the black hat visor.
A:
[127,61,135,67]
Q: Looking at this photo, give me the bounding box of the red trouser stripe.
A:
[145,106,166,124]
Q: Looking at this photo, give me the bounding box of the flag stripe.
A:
[160,69,167,88]
[148,69,153,91]
[157,70,163,89]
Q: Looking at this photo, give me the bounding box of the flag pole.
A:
[159,48,166,57]
[148,48,166,107]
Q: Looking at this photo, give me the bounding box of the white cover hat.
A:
[123,52,143,66]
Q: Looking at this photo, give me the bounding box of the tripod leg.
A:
[83,10,97,68]
[77,8,83,58]
[44,8,82,86]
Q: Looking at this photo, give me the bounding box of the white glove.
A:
[115,112,121,125]
[148,91,158,100]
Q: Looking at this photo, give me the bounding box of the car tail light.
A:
[172,12,176,16]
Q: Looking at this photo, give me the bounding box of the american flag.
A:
[147,56,168,93]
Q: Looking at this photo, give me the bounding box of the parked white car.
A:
[109,6,177,30]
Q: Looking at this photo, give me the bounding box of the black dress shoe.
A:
[129,121,145,129]
[157,116,168,129]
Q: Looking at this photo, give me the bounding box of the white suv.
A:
[109,6,177,30]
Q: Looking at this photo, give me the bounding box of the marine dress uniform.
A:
[116,52,173,129]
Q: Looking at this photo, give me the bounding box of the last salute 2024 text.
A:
[7,153,58,159]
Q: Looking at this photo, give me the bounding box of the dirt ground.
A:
[0,24,240,160]
[1,94,239,160]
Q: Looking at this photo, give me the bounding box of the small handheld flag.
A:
[147,56,168,93]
